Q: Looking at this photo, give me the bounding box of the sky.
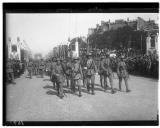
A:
[6,13,159,56]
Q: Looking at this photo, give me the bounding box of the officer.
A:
[27,59,33,79]
[65,57,73,88]
[53,58,65,99]
[35,60,39,75]
[117,55,131,92]
[72,57,83,97]
[50,57,57,88]
[101,53,116,94]
[80,56,87,88]
[39,59,45,78]
[99,55,105,88]
[6,59,15,84]
[86,53,98,95]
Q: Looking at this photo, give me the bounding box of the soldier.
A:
[80,56,87,88]
[72,57,83,97]
[117,56,131,92]
[100,53,116,94]
[50,57,57,88]
[86,53,98,95]
[99,55,105,88]
[27,59,33,79]
[35,60,39,75]
[65,58,73,88]
[6,59,15,84]
[53,58,65,99]
[39,59,45,78]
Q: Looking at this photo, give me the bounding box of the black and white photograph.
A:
[3,3,159,126]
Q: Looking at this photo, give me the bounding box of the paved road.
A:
[6,72,158,121]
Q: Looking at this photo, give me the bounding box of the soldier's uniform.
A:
[117,56,130,92]
[99,55,105,88]
[39,59,45,78]
[27,60,33,79]
[6,59,15,83]
[101,53,116,94]
[53,58,65,99]
[86,53,97,95]
[65,58,73,88]
[35,61,39,75]
[81,56,87,88]
[72,57,83,97]
[50,58,57,88]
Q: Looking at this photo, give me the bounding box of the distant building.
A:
[87,17,159,55]
[88,17,159,35]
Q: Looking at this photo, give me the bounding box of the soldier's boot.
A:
[53,82,55,89]
[109,77,115,94]
[119,78,122,91]
[71,82,75,94]
[91,84,95,95]
[67,79,69,88]
[124,78,131,92]
[87,84,90,93]
[100,75,103,88]
[78,85,82,97]
[59,84,64,99]
[11,73,16,84]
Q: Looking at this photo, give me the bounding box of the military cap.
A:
[101,55,105,59]
[87,53,92,56]
[120,55,125,59]
[73,56,79,60]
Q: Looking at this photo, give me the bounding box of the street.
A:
[6,73,158,121]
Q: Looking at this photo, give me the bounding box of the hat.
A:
[101,55,105,59]
[87,53,92,56]
[121,55,125,59]
[73,57,79,60]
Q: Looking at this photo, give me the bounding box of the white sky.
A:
[6,13,158,56]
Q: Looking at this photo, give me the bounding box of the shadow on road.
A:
[36,76,44,78]
[43,84,54,90]
[25,76,32,79]
[46,89,57,96]
[43,79,51,81]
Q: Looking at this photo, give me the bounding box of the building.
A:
[6,37,32,62]
[88,17,158,35]
[87,17,159,55]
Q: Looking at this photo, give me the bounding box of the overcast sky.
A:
[6,13,158,56]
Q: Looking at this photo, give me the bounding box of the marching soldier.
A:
[53,58,65,99]
[35,60,39,75]
[65,58,73,88]
[6,59,15,84]
[117,56,131,92]
[100,53,116,94]
[50,57,57,88]
[80,56,87,88]
[86,53,98,95]
[72,57,83,97]
[27,59,33,79]
[39,59,45,78]
[99,55,105,88]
